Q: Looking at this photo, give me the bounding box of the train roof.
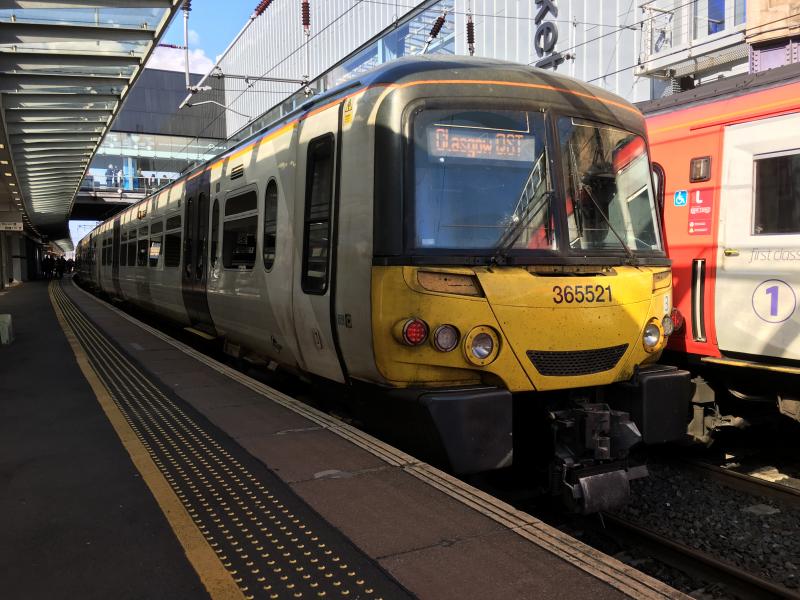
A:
[636,62,800,116]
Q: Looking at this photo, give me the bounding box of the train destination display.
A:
[428,126,537,162]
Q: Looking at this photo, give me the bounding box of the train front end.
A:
[369,61,691,513]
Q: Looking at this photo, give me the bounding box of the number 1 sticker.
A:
[752,279,796,323]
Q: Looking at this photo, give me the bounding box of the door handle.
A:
[723,248,739,257]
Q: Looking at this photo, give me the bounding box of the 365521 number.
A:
[553,285,612,304]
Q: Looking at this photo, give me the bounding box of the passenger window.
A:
[302,136,335,294]
[164,232,181,267]
[754,152,800,235]
[263,180,278,270]
[166,215,181,230]
[137,239,148,266]
[149,236,162,267]
[223,191,258,270]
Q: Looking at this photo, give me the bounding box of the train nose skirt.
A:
[526,344,629,376]
[49,282,408,600]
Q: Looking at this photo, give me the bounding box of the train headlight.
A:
[464,326,500,366]
[642,321,662,352]
[662,314,675,337]
[432,324,460,352]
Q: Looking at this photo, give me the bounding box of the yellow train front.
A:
[365,58,689,513]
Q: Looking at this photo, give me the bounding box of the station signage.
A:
[0,222,22,231]
[534,0,565,70]
[688,188,714,236]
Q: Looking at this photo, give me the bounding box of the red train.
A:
[640,63,800,441]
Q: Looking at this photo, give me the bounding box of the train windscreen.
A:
[411,109,555,252]
[558,117,661,253]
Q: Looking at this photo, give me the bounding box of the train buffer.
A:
[0,279,687,600]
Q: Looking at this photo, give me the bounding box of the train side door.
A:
[717,112,800,361]
[291,106,346,383]
[181,171,216,332]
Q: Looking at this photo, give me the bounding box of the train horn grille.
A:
[526,344,629,376]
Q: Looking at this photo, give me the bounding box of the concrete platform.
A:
[0,279,687,600]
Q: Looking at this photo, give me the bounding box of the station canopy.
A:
[0,0,183,248]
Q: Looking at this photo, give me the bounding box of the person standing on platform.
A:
[105,164,114,188]
[136,167,144,191]
[55,257,65,280]
[117,167,124,191]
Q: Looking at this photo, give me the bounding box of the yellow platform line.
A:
[48,282,244,600]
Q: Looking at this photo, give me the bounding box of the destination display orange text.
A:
[428,127,535,162]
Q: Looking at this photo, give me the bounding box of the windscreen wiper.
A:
[492,189,554,263]
[579,183,634,261]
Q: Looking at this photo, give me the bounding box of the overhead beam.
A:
[0,72,129,90]
[0,22,157,44]
[0,1,174,7]
[0,51,140,71]
[7,122,107,134]
[3,93,119,108]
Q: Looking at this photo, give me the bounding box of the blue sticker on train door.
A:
[674,190,688,207]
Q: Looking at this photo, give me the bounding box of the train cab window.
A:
[754,152,800,235]
[222,191,257,270]
[412,109,554,252]
[164,232,181,267]
[263,179,278,270]
[302,135,334,294]
[559,117,661,252]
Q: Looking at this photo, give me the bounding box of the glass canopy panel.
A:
[0,2,179,242]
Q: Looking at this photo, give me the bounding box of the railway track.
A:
[601,512,800,599]
[682,458,800,508]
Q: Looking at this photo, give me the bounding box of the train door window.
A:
[120,240,127,267]
[210,199,220,270]
[301,135,335,294]
[183,195,194,275]
[164,231,182,268]
[222,191,257,270]
[754,151,800,235]
[263,179,278,270]
[195,193,209,279]
[652,162,666,224]
[127,242,137,266]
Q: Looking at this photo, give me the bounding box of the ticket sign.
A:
[428,126,536,162]
[688,188,714,236]
[0,222,22,232]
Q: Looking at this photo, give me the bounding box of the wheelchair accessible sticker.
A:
[674,190,688,207]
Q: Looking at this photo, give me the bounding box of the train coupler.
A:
[551,403,645,513]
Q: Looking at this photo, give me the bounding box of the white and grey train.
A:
[77,57,689,512]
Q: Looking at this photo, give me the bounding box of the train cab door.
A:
[717,113,800,361]
[291,105,346,383]
[181,170,216,333]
